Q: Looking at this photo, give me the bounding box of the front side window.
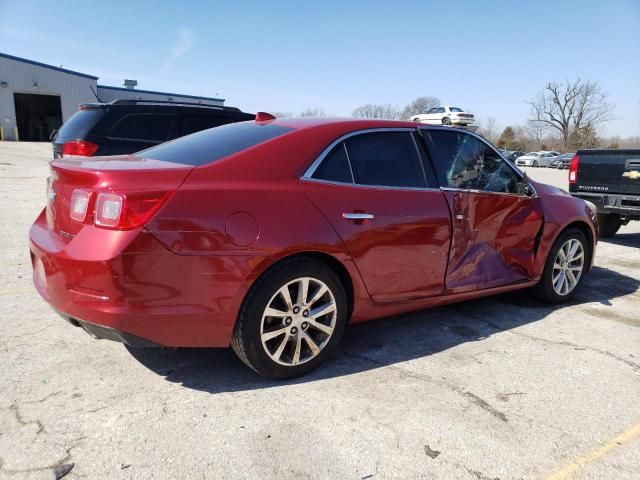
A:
[345,131,426,188]
[109,114,174,141]
[425,130,520,194]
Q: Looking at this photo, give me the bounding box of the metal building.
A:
[0,52,225,142]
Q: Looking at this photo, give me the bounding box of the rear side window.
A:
[109,114,174,142]
[139,122,294,166]
[312,144,353,183]
[345,132,426,188]
[54,109,105,143]
[180,115,230,136]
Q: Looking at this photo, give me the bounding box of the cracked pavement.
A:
[1,144,639,479]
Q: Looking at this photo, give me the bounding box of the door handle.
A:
[343,213,374,221]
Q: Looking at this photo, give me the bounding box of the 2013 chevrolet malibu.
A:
[30,116,598,378]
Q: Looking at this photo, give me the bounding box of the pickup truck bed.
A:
[569,149,640,237]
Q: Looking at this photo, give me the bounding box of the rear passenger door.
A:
[105,113,175,155]
[422,128,544,292]
[300,129,451,302]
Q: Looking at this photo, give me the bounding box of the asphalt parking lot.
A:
[1,143,638,480]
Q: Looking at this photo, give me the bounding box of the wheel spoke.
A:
[568,240,579,258]
[297,278,309,306]
[264,306,288,318]
[570,252,584,262]
[554,271,565,291]
[302,332,320,356]
[307,319,334,336]
[557,247,566,262]
[310,302,336,319]
[292,335,302,365]
[272,334,289,361]
[278,285,293,310]
[566,269,577,288]
[262,327,288,341]
[307,285,328,306]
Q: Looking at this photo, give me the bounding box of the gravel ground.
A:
[1,143,638,480]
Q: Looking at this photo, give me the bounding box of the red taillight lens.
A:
[569,155,580,184]
[62,140,99,157]
[94,191,171,230]
[70,189,91,222]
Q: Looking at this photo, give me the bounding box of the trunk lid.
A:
[46,155,193,241]
[571,149,640,195]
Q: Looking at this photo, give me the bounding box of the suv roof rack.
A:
[108,99,241,112]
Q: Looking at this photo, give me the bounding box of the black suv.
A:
[52,99,255,158]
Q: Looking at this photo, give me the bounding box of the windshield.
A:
[139,121,294,166]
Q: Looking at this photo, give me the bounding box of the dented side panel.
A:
[443,190,544,293]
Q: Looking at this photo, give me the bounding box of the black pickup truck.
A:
[569,149,640,237]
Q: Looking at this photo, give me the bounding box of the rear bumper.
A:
[57,310,161,347]
[29,209,254,347]
[571,192,640,218]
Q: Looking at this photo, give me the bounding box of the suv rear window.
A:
[53,109,105,143]
[109,113,174,142]
[139,122,294,166]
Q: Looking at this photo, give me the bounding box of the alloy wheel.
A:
[552,238,585,295]
[260,277,337,366]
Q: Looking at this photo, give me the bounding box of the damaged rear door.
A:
[422,128,544,293]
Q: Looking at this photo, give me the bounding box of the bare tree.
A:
[526,119,547,150]
[401,96,441,119]
[476,116,500,143]
[298,107,327,117]
[272,112,293,118]
[528,79,614,148]
[352,103,402,120]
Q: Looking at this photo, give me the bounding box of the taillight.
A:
[93,191,171,230]
[62,140,99,157]
[70,189,90,222]
[569,155,580,184]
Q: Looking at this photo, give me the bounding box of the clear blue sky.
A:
[1,0,639,136]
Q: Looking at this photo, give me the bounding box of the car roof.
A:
[267,117,423,130]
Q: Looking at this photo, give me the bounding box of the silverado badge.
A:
[622,170,640,180]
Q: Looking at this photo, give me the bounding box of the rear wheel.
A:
[442,117,452,125]
[231,258,348,379]
[534,228,589,303]
[597,214,621,238]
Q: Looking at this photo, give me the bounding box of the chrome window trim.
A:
[300,176,441,192]
[303,127,429,190]
[419,126,538,197]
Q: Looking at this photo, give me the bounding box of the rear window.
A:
[139,121,294,166]
[449,107,463,112]
[54,109,105,143]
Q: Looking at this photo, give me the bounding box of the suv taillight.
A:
[62,140,99,157]
[569,155,580,184]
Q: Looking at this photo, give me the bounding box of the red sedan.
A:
[30,116,597,378]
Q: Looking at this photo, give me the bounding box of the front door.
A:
[300,130,451,302]
[422,128,544,293]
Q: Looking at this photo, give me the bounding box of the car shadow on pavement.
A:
[598,231,640,249]
[126,265,639,393]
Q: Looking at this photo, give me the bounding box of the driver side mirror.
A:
[517,172,534,196]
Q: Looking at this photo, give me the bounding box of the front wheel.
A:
[534,229,589,303]
[533,160,539,167]
[231,258,348,379]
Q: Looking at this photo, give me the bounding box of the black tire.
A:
[534,228,589,304]
[231,257,348,379]
[442,117,452,125]
[533,160,539,167]
[597,214,621,238]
